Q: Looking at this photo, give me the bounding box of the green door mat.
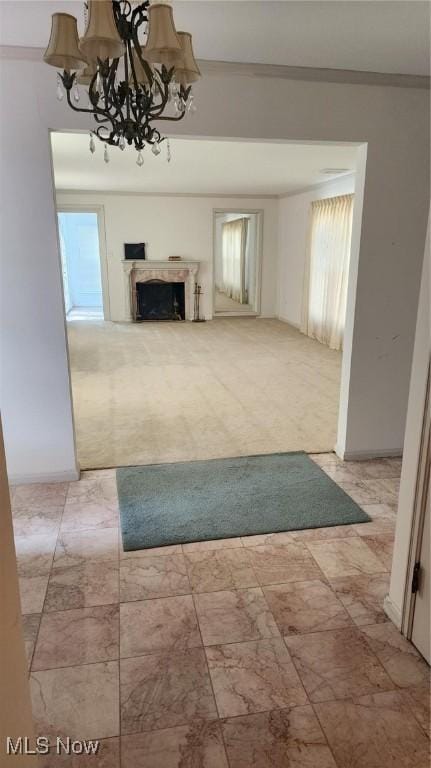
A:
[117,451,370,551]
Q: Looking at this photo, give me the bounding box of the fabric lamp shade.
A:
[175,32,201,84]
[77,59,97,85]
[144,4,182,66]
[79,0,124,61]
[44,13,88,70]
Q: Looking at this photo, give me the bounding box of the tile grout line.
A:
[191,591,233,768]
[400,689,431,738]
[30,618,404,674]
[309,700,344,768]
[116,490,122,768]
[28,488,69,677]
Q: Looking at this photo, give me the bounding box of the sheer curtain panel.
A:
[301,194,354,351]
[221,218,248,303]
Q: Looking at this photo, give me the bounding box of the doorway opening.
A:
[58,210,105,320]
[49,132,363,470]
[213,210,262,315]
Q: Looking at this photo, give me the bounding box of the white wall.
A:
[277,174,356,327]
[56,194,278,320]
[0,55,429,480]
[0,61,78,483]
[385,214,429,628]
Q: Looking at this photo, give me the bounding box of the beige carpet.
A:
[215,289,254,313]
[67,318,342,469]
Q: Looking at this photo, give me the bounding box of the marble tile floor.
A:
[11,454,430,767]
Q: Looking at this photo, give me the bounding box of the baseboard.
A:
[277,314,301,329]
[383,595,402,629]
[336,445,403,461]
[215,311,258,318]
[8,468,80,486]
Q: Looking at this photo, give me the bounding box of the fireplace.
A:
[136,280,185,322]
[122,260,200,321]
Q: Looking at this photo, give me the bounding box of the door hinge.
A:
[411,561,421,594]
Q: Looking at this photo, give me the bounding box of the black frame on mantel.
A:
[124,242,146,260]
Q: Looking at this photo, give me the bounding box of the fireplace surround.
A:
[122,260,200,321]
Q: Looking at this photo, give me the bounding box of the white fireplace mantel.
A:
[122,260,200,321]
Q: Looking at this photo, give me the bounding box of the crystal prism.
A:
[166,139,171,163]
[56,74,63,102]
[89,134,96,154]
[136,151,144,167]
[119,135,126,151]
[188,95,196,114]
[73,83,80,103]
[104,145,109,164]
[152,142,161,156]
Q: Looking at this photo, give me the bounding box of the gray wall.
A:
[0,55,429,479]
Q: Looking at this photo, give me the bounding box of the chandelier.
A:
[43,1,201,165]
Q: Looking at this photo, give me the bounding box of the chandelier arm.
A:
[107,58,119,96]
[130,1,149,30]
[112,1,131,32]
[108,93,126,125]
[148,72,172,118]
[127,38,140,94]
[130,1,150,67]
[64,83,116,123]
[152,73,165,107]
[126,69,142,130]
[107,71,125,121]
[95,125,119,147]
[87,73,120,124]
[150,89,173,119]
[93,117,112,127]
[100,60,126,125]
[129,99,140,131]
[88,69,100,109]
[64,73,120,135]
[101,64,118,115]
[156,112,187,122]
[122,0,132,17]
[133,32,157,96]
[120,50,130,122]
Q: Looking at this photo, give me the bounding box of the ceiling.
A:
[0,1,429,76]
[51,132,358,195]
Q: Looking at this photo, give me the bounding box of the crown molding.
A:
[55,189,278,199]
[0,45,43,61]
[200,59,430,89]
[278,172,356,199]
[1,46,429,90]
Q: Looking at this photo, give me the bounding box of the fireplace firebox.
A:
[135,280,185,322]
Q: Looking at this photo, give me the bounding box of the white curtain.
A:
[301,194,354,351]
[221,218,248,303]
